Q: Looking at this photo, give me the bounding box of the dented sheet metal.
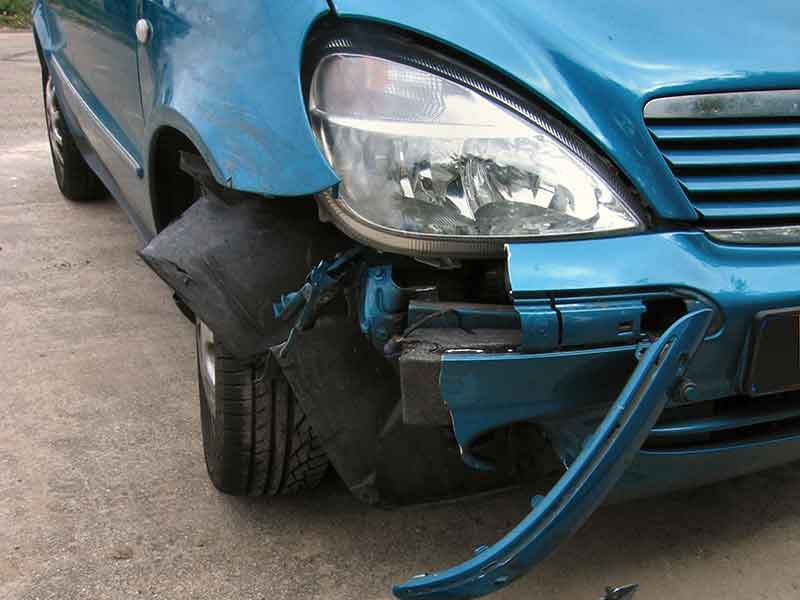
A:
[393,309,711,599]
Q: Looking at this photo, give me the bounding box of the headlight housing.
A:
[306,36,644,257]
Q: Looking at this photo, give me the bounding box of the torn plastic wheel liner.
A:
[138,154,350,359]
[393,308,712,599]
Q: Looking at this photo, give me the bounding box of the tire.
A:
[196,321,329,496]
[43,73,106,202]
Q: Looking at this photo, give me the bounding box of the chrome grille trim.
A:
[704,224,800,245]
[645,89,800,120]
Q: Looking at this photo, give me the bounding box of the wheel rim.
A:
[45,76,65,170]
[197,320,216,413]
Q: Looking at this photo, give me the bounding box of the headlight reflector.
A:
[308,53,642,255]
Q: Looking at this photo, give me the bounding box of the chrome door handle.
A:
[135,19,152,44]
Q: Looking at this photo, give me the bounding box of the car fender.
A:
[138,0,338,198]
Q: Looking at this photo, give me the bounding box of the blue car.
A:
[32,0,800,597]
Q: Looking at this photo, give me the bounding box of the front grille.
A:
[644,91,800,220]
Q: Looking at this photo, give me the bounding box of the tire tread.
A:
[199,334,328,497]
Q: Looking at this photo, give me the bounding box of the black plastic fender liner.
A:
[139,167,350,358]
[273,315,523,506]
[273,316,395,504]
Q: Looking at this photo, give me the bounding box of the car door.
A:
[44,0,153,234]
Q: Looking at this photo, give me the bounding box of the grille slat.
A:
[649,122,800,142]
[692,199,800,220]
[645,91,800,221]
[679,174,800,194]
[664,147,800,168]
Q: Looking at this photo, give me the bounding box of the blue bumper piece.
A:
[393,309,712,599]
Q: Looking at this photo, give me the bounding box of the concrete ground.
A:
[3,30,800,600]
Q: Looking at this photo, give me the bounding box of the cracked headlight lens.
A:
[308,54,642,256]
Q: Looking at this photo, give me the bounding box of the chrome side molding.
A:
[645,90,800,120]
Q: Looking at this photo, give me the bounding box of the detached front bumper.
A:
[395,231,800,598]
[428,231,800,475]
[395,309,711,598]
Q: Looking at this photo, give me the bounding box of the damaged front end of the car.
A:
[140,154,713,598]
[139,15,800,600]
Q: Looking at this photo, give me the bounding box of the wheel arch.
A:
[138,0,339,207]
[146,116,216,232]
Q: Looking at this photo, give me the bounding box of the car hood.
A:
[332,0,800,220]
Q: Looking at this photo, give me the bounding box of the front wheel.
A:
[196,321,329,496]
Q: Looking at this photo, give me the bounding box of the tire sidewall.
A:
[43,75,67,189]
[196,324,224,488]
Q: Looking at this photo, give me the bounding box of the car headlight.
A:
[307,50,643,258]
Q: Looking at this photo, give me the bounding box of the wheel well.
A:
[149,128,202,232]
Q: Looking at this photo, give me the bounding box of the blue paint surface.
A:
[557,299,645,348]
[509,232,800,402]
[138,0,338,199]
[614,433,800,503]
[359,265,409,349]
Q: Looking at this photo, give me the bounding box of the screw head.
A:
[677,378,698,403]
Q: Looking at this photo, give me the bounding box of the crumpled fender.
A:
[394,308,712,599]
